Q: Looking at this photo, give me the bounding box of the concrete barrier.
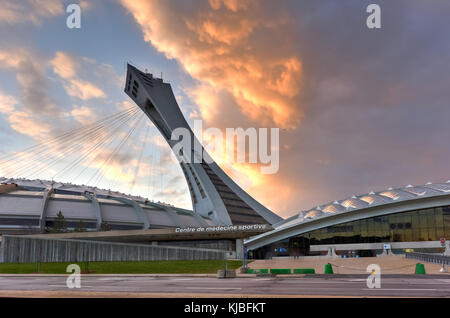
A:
[293,268,315,274]
[269,268,291,274]
[217,270,236,278]
[2,235,225,263]
[247,268,268,274]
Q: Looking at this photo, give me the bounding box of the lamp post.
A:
[440,238,447,273]
[243,245,247,270]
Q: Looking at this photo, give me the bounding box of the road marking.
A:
[96,278,146,281]
[47,285,94,288]
[361,288,438,291]
[169,278,194,281]
[283,280,358,284]
[186,287,242,290]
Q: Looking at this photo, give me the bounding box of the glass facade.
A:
[45,220,97,230]
[0,217,39,226]
[253,205,450,258]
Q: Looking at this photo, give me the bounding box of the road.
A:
[0,275,449,297]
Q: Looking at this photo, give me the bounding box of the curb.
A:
[0,273,448,278]
[0,273,219,278]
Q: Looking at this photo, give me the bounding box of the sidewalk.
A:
[0,255,448,277]
[246,256,450,275]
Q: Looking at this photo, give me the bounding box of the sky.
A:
[0,0,449,219]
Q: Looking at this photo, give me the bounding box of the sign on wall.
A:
[175,224,269,234]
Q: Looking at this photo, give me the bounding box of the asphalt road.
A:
[0,275,449,297]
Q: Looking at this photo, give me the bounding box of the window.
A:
[286,205,450,248]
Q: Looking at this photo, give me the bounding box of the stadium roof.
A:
[246,180,450,248]
[0,177,215,231]
[275,181,450,230]
[0,177,178,209]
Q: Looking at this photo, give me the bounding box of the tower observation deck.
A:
[124,64,282,226]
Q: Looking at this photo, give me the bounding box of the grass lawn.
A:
[0,260,246,274]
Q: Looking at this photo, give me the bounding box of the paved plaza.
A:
[248,256,450,275]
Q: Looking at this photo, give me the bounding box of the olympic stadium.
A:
[0,177,449,259]
[0,64,448,262]
[0,178,216,235]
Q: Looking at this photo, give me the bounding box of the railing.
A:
[405,252,450,265]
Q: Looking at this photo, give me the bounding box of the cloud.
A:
[49,51,107,100]
[6,110,51,138]
[0,93,17,114]
[222,161,294,213]
[0,0,64,25]
[119,0,450,218]
[0,48,59,140]
[50,51,78,79]
[154,188,188,200]
[0,48,116,142]
[79,0,93,11]
[0,48,57,114]
[0,49,23,68]
[63,79,106,100]
[93,63,124,88]
[262,1,450,217]
[1,1,448,218]
[120,0,303,129]
[70,105,97,125]
[0,91,50,138]
[115,100,134,112]
[119,0,306,214]
[0,37,186,207]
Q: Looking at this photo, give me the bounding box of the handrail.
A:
[405,252,450,265]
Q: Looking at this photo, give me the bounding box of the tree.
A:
[74,220,87,232]
[100,221,111,231]
[46,211,68,233]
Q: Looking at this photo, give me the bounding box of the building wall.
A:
[253,205,450,258]
[0,195,41,216]
[0,193,213,233]
[2,236,225,263]
[46,200,95,219]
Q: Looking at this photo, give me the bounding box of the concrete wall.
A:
[2,235,225,263]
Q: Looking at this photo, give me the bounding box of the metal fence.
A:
[405,252,450,265]
[2,235,226,263]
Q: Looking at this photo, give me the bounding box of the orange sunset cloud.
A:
[120,0,303,130]
[120,0,304,213]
